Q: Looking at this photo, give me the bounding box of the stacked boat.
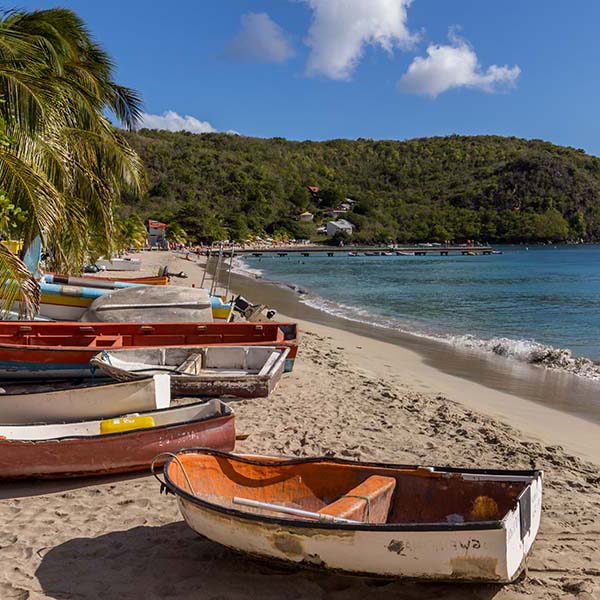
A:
[1,264,544,584]
[0,318,298,479]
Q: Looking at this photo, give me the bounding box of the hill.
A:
[121,132,600,244]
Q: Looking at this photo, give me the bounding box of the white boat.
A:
[81,285,214,322]
[160,450,543,582]
[0,374,171,423]
[96,257,142,272]
[91,346,289,398]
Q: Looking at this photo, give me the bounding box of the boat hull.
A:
[176,497,533,581]
[0,375,170,423]
[0,411,234,479]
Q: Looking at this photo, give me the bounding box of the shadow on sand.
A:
[36,522,504,600]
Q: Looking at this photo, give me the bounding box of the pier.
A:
[228,245,495,257]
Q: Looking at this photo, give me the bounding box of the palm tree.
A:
[115,214,148,252]
[0,8,145,315]
[166,222,189,246]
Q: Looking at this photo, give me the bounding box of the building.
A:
[148,219,168,247]
[326,219,354,237]
[298,211,314,222]
[306,185,321,201]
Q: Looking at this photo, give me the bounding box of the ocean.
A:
[239,245,600,380]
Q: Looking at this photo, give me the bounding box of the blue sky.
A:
[24,0,600,155]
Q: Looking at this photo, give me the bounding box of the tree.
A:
[166,222,188,245]
[0,8,145,314]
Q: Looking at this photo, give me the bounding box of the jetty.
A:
[227,244,495,257]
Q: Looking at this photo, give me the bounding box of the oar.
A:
[232,497,360,524]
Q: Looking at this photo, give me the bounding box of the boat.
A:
[91,346,290,398]
[0,321,298,379]
[0,399,234,479]
[95,257,142,271]
[44,273,169,289]
[0,374,170,423]
[81,285,214,323]
[13,282,232,322]
[160,450,542,582]
[347,252,358,257]
[395,251,415,256]
[363,251,381,257]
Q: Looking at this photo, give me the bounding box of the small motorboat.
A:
[91,345,290,398]
[95,257,142,272]
[347,252,358,257]
[0,374,170,423]
[0,321,298,380]
[395,251,415,256]
[160,450,542,582]
[0,400,234,479]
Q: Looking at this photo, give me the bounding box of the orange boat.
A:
[48,273,169,287]
[0,400,234,479]
[0,321,298,379]
[161,449,543,582]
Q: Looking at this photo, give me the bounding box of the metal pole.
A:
[232,497,360,524]
[224,247,235,300]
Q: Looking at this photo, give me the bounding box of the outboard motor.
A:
[233,295,277,322]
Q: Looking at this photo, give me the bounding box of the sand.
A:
[0,250,598,599]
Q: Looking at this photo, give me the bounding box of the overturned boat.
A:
[0,374,170,423]
[0,321,298,379]
[0,400,234,479]
[161,450,542,583]
[91,346,289,398]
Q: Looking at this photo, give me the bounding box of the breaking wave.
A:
[235,257,600,381]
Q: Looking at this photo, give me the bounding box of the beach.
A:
[1,250,598,599]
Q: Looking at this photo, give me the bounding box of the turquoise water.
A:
[241,245,600,372]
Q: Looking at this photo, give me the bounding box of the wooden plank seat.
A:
[318,475,396,524]
[87,335,123,348]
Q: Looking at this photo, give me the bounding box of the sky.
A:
[22,0,600,155]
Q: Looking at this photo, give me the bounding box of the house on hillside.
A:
[326,219,354,237]
[306,185,321,201]
[148,219,168,247]
[298,211,314,222]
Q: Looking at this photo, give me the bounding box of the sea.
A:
[238,244,600,380]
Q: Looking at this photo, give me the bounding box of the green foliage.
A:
[123,132,600,243]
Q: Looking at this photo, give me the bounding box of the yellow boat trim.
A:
[40,293,93,308]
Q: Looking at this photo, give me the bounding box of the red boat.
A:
[0,399,234,479]
[0,321,298,380]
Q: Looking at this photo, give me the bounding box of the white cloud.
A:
[304,0,418,80]
[225,12,294,63]
[138,111,217,134]
[398,32,521,97]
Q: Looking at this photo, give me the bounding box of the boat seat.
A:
[177,353,203,375]
[87,335,124,348]
[318,475,396,524]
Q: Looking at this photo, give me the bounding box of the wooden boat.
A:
[0,400,234,479]
[48,273,169,286]
[96,257,142,271]
[0,374,170,423]
[91,346,290,398]
[161,450,542,582]
[0,321,298,379]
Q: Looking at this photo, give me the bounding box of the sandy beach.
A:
[1,250,598,600]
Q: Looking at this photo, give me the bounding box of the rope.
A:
[339,494,371,523]
[151,452,196,496]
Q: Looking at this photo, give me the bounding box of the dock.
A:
[226,245,495,257]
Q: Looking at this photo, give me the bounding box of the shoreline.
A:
[1,249,598,599]
[219,258,600,463]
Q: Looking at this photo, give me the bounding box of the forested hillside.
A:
[122,131,600,244]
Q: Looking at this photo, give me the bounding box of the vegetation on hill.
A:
[123,131,600,245]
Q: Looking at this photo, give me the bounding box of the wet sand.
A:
[0,250,598,599]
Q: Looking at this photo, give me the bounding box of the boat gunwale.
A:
[0,400,233,440]
[0,375,157,397]
[163,448,542,533]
